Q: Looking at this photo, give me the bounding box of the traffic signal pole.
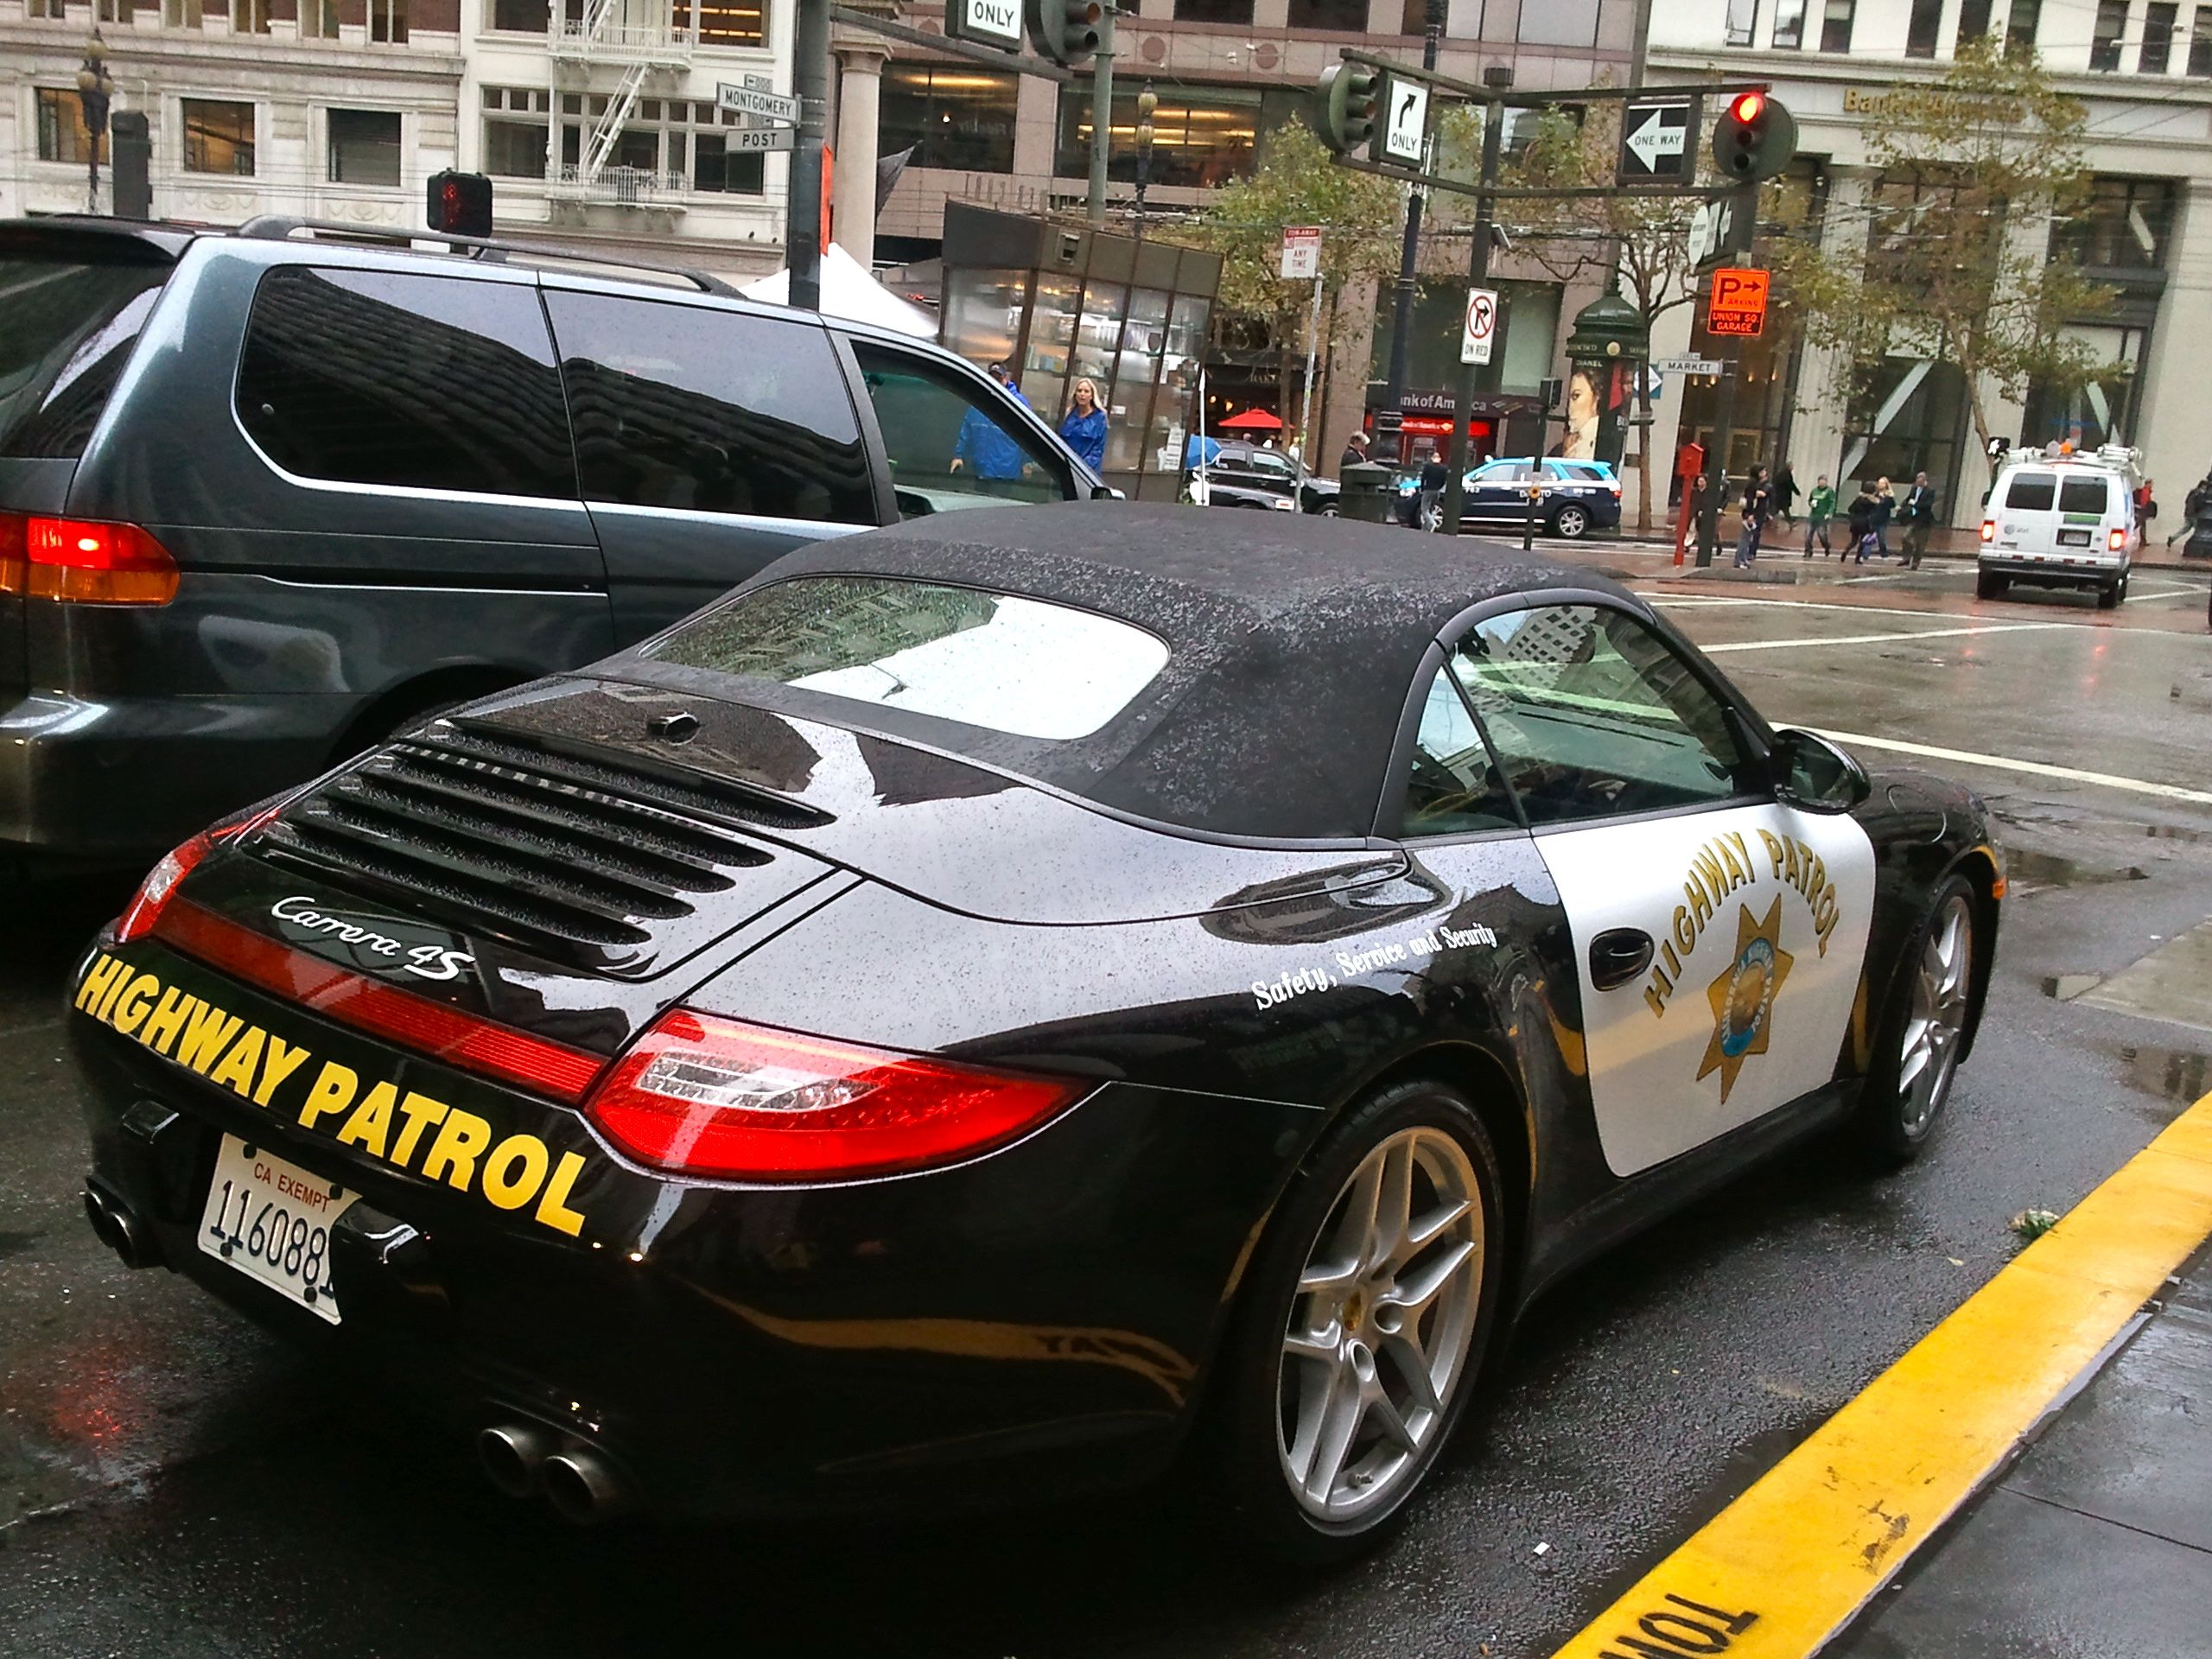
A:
[1693,181,1759,567]
[787,0,831,311]
[1086,6,1116,229]
[1441,97,1503,537]
[1380,3,1443,421]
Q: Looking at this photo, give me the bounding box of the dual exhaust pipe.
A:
[84,1180,161,1270]
[478,1423,632,1525]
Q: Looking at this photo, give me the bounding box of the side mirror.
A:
[1091,484,1124,500]
[1771,728,1871,814]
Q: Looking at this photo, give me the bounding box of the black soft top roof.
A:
[652,502,1630,842]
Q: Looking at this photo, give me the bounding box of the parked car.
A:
[0,216,1103,869]
[1977,445,2141,607]
[1185,441,1339,514]
[1454,457,1623,539]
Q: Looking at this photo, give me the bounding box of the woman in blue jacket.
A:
[1060,378,1108,473]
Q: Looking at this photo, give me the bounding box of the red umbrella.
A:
[1218,408,1284,431]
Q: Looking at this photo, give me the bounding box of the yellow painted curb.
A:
[1548,1089,2212,1659]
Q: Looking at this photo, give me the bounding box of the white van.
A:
[1978,445,2142,607]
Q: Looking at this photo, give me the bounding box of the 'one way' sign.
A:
[1617,100,1688,182]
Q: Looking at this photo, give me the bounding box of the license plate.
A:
[2057,529,2092,546]
[198,1135,360,1325]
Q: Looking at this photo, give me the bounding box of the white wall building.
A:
[2,1,794,277]
[1643,0,2212,525]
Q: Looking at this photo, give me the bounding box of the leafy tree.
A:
[1192,122,1405,454]
[1765,35,2113,494]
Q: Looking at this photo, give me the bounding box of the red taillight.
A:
[1980,519,1996,543]
[150,899,606,1103]
[583,1009,1087,1182]
[2108,526,2126,551]
[116,832,219,944]
[0,512,179,604]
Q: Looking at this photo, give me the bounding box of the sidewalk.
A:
[1832,1246,2212,1657]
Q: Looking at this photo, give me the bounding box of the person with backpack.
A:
[1802,474,1837,557]
[1735,467,1774,568]
[1847,482,1880,563]
[1774,461,1801,530]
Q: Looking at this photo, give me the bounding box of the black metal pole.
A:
[1694,181,1759,568]
[1441,83,1506,536]
[787,0,830,311]
[1380,1,1443,423]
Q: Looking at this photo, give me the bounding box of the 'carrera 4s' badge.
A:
[268,895,475,984]
[1699,898,1796,1103]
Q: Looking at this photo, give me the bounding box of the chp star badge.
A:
[1699,896,1795,1103]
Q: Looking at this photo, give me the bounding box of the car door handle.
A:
[1589,927,1656,993]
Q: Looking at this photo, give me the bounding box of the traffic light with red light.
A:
[1712,90,1796,184]
[1313,63,1382,157]
[1027,0,1100,67]
[426,169,493,238]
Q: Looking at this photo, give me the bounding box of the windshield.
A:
[645,575,1171,741]
[0,252,170,457]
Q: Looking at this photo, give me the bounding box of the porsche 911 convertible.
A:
[69,504,2000,1558]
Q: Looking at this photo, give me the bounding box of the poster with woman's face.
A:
[1563,368,1599,461]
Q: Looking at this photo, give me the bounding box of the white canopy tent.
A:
[738,245,938,340]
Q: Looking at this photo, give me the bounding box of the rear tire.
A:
[1975,569,2007,601]
[1552,503,1591,540]
[2098,570,2127,608]
[1209,1079,1506,1564]
[1856,875,1977,1166]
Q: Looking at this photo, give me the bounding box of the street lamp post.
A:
[76,31,113,213]
[1133,82,1157,224]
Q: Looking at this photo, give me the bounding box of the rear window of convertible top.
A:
[644,575,1171,741]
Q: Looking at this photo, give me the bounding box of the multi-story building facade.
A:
[842,0,1644,461]
[2,0,793,276]
[1647,0,2212,527]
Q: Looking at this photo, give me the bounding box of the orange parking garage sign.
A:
[1707,267,1770,338]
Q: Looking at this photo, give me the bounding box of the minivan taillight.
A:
[1980,519,1996,543]
[2107,526,2126,551]
[0,513,179,604]
[583,1009,1088,1182]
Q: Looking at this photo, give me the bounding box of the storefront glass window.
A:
[943,267,1029,378]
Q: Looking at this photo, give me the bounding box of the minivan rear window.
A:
[2058,476,2109,514]
[645,575,1170,741]
[2005,472,2057,512]
[0,255,169,458]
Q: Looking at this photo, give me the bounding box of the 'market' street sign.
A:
[945,0,1023,51]
[1618,100,1688,181]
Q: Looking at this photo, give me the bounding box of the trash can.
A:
[1338,461,1396,524]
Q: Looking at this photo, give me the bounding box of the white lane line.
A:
[1643,593,2084,624]
[1807,728,2212,806]
[1700,622,2076,654]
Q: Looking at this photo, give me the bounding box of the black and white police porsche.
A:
[70,505,2000,1559]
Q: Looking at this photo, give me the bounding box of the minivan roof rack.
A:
[233,216,746,299]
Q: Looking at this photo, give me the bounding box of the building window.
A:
[1819,0,1854,50]
[1906,0,1942,54]
[2055,176,2176,270]
[1057,84,1298,188]
[2089,0,2127,68]
[1398,0,1431,31]
[29,0,63,16]
[2143,1,2178,68]
[1174,0,1253,20]
[1956,0,1993,35]
[485,119,549,178]
[232,0,269,29]
[162,0,205,24]
[685,0,766,46]
[2192,3,2212,71]
[328,109,402,187]
[492,0,549,26]
[1772,0,1806,46]
[370,0,406,41]
[881,67,1019,174]
[1520,0,1599,45]
[1723,0,1758,45]
[35,89,93,163]
[300,0,338,34]
[182,99,254,175]
[1289,0,1367,26]
[690,132,766,195]
[2006,0,2041,53]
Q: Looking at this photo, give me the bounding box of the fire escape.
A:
[547,0,695,215]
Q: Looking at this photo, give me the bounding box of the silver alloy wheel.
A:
[1898,894,1974,1137]
[1554,504,1589,538]
[1276,1127,1484,1523]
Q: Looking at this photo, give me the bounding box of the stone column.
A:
[832,42,891,268]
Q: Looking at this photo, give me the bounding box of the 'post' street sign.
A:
[1706,266,1770,337]
[718,81,802,124]
[944,0,1023,52]
[1459,287,1498,366]
[1382,79,1429,164]
[729,125,800,152]
[1618,99,1689,181]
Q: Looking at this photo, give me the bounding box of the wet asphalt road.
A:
[4,558,2211,1658]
